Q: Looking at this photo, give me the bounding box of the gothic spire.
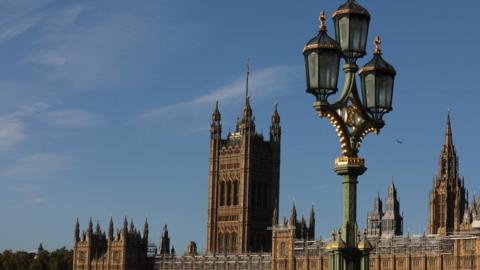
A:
[109,217,114,240]
[309,205,315,226]
[289,203,297,226]
[242,59,253,124]
[96,221,101,234]
[212,101,221,122]
[445,109,453,146]
[388,181,397,197]
[75,218,80,242]
[309,205,316,240]
[270,102,281,142]
[144,218,149,240]
[123,216,128,231]
[272,102,280,124]
[88,218,93,232]
[211,101,222,139]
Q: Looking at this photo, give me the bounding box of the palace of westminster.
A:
[72,83,480,270]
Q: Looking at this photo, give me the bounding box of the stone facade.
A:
[73,218,149,270]
[206,89,281,254]
[367,183,403,238]
[429,112,467,235]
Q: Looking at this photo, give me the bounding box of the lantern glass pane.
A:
[359,18,369,53]
[319,51,339,90]
[350,16,362,53]
[365,73,376,109]
[338,17,350,51]
[308,52,319,89]
[377,75,394,109]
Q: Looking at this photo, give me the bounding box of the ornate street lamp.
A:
[303,1,396,270]
[303,12,342,103]
[359,36,396,121]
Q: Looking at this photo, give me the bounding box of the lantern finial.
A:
[374,36,382,56]
[318,11,327,32]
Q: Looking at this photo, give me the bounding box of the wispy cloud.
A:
[0,101,50,151]
[41,109,105,128]
[0,116,27,151]
[2,153,74,180]
[0,10,44,43]
[142,65,302,119]
[29,197,47,205]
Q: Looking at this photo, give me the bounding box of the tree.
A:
[49,247,73,270]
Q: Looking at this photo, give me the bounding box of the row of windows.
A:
[219,181,239,206]
[217,232,237,253]
[220,163,240,170]
[218,215,239,222]
[251,182,269,209]
[371,258,473,268]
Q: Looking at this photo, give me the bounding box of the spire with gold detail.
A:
[439,110,458,181]
[429,110,466,235]
[211,101,222,140]
[270,102,281,142]
[240,59,255,133]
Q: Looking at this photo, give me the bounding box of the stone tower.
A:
[206,70,281,254]
[367,194,383,237]
[428,111,467,235]
[159,224,170,255]
[381,182,403,237]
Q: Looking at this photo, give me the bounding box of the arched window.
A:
[227,182,232,206]
[225,232,230,253]
[233,181,239,205]
[231,232,237,253]
[280,242,286,257]
[220,182,225,206]
[218,233,224,253]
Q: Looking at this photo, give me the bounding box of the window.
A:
[465,239,473,251]
[280,242,287,257]
[78,251,85,263]
[465,257,472,267]
[231,233,237,253]
[227,182,232,206]
[233,181,239,205]
[113,251,120,263]
[220,182,225,206]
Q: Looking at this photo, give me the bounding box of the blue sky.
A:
[0,0,479,252]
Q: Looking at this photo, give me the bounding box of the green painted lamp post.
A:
[302,1,396,270]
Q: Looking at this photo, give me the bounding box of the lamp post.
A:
[303,1,396,270]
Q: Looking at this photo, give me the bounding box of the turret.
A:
[96,221,101,234]
[300,216,306,238]
[129,219,135,233]
[270,102,281,143]
[144,219,149,241]
[211,101,222,140]
[239,61,255,134]
[309,205,315,239]
[289,203,297,226]
[272,205,278,226]
[160,224,170,255]
[108,217,114,241]
[75,218,80,243]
